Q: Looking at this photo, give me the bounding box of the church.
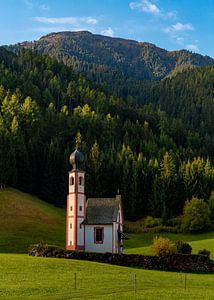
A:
[66,149,124,253]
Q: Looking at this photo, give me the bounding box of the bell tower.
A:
[66,149,85,250]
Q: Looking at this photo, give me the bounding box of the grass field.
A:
[124,232,214,259]
[0,188,65,253]
[1,188,214,258]
[1,188,214,299]
[0,254,214,300]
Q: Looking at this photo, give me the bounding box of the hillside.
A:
[1,254,214,299]
[125,232,214,259]
[0,188,65,253]
[0,48,214,220]
[7,31,214,83]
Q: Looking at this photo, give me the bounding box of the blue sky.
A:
[0,0,214,57]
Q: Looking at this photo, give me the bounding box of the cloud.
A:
[129,0,176,19]
[129,1,198,53]
[166,11,177,19]
[33,16,98,26]
[175,37,184,44]
[32,16,101,35]
[129,0,160,15]
[24,1,49,11]
[164,22,194,33]
[101,27,114,37]
[185,44,199,52]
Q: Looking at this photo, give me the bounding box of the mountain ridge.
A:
[6,31,214,82]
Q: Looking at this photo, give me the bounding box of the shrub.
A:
[29,243,65,257]
[198,249,211,258]
[181,197,211,232]
[152,237,176,256]
[175,240,192,254]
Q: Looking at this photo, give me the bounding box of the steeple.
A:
[69,149,84,170]
[66,149,86,251]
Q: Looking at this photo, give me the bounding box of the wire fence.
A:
[2,264,211,300]
[36,270,195,299]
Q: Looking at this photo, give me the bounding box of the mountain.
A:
[7,31,214,83]
[0,188,65,253]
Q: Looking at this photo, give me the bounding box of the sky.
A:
[0,0,214,57]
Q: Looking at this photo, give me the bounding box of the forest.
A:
[0,47,214,219]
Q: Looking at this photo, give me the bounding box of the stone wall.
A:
[29,244,214,273]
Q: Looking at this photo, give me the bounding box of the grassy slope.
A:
[1,188,214,299]
[0,188,65,253]
[1,187,214,258]
[124,232,214,259]
[0,254,214,300]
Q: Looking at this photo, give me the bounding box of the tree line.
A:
[0,48,214,219]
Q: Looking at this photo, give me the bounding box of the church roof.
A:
[85,197,121,225]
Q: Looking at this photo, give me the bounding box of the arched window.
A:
[70,176,74,186]
[79,176,83,186]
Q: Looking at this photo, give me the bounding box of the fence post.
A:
[74,272,77,290]
[134,273,136,293]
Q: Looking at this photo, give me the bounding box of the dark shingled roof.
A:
[85,197,121,225]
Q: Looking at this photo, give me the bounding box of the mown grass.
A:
[124,232,214,259]
[0,254,214,300]
[1,189,214,299]
[0,188,65,253]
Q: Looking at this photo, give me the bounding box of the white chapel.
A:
[66,149,125,254]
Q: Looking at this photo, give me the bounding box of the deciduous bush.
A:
[198,249,211,258]
[181,197,211,232]
[152,237,176,256]
[175,240,192,254]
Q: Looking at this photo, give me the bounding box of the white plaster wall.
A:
[68,194,75,217]
[78,185,84,194]
[76,193,85,246]
[67,194,75,245]
[68,219,74,245]
[85,225,113,253]
[77,219,84,245]
[77,194,85,216]
[116,204,123,253]
[113,222,117,253]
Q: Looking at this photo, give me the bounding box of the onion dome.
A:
[69,149,84,170]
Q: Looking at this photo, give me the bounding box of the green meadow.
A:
[0,254,214,300]
[0,188,65,253]
[1,188,214,299]
[124,232,214,259]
